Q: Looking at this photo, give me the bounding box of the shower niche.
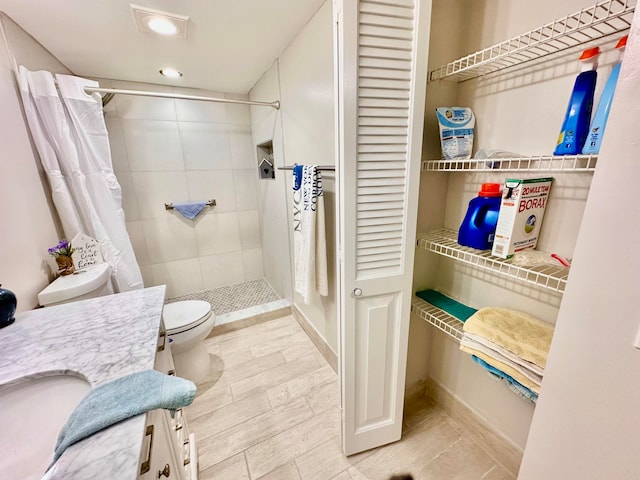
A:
[257,141,275,179]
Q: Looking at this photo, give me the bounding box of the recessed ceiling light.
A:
[146,17,178,36]
[131,4,189,39]
[159,68,183,79]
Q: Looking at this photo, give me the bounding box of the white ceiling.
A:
[0,0,326,93]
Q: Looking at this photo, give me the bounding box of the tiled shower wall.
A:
[101,79,263,298]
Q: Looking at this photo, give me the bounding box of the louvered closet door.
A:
[335,0,431,455]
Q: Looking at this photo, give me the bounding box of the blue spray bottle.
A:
[582,36,627,154]
[554,47,600,155]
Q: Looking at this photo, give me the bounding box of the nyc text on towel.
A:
[293,165,328,303]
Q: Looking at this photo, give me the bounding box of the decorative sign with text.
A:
[71,233,104,270]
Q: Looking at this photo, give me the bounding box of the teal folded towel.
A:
[415,289,477,321]
[52,370,196,464]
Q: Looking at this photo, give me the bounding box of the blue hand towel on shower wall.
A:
[52,370,196,465]
[173,202,207,220]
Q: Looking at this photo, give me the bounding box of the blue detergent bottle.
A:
[583,36,627,154]
[458,183,502,250]
[554,47,600,155]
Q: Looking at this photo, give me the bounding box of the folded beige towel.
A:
[463,307,554,369]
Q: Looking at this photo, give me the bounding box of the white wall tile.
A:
[200,252,245,290]
[249,63,280,127]
[112,80,176,121]
[238,210,261,250]
[132,171,189,220]
[186,170,236,213]
[195,212,241,256]
[174,88,226,123]
[225,93,251,126]
[116,172,140,222]
[234,169,259,211]
[121,119,184,171]
[151,258,203,298]
[126,220,149,266]
[142,215,199,263]
[229,125,256,170]
[139,265,154,289]
[104,117,129,173]
[179,122,232,170]
[242,248,264,281]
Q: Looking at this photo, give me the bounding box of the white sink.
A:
[0,374,90,480]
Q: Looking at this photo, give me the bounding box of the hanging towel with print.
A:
[293,165,328,303]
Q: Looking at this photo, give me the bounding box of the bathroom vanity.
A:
[0,286,197,480]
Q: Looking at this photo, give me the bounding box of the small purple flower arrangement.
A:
[48,239,76,258]
[48,239,76,275]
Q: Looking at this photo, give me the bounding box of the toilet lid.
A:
[163,300,212,334]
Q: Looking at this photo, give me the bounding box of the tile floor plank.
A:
[266,364,336,408]
[189,391,272,442]
[256,461,302,480]
[245,408,341,478]
[198,452,250,480]
[230,354,322,400]
[197,396,314,470]
[188,313,518,480]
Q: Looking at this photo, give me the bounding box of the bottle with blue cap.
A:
[583,36,627,154]
[554,46,600,155]
[458,183,502,250]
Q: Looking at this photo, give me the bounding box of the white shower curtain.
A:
[18,66,143,292]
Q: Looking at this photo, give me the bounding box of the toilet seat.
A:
[163,300,212,334]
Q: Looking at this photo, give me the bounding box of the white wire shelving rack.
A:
[417,229,570,293]
[422,154,598,172]
[428,0,635,83]
[412,296,465,342]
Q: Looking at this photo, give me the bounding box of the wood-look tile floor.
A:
[186,315,515,480]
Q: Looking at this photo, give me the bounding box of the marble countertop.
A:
[0,285,166,480]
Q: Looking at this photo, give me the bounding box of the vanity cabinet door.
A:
[154,324,177,376]
[138,408,185,480]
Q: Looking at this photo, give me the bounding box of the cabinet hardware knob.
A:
[139,425,154,475]
[353,288,363,297]
[167,369,175,376]
[175,422,183,431]
[157,331,167,352]
[158,463,170,478]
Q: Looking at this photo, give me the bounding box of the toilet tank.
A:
[37,263,114,307]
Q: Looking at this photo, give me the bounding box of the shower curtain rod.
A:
[82,86,281,109]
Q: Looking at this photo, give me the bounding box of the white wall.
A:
[250,1,337,351]
[411,0,615,451]
[0,13,68,310]
[101,79,263,298]
[519,8,640,478]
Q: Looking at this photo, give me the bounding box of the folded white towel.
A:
[461,334,542,393]
[464,331,544,377]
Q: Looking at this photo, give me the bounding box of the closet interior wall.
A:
[411,0,619,451]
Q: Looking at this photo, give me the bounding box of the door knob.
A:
[353,288,362,297]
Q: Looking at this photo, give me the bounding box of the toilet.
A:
[162,300,216,383]
[37,263,114,307]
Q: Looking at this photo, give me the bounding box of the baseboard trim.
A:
[291,304,338,373]
[208,304,291,337]
[424,378,523,477]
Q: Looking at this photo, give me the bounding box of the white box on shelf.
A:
[492,177,553,259]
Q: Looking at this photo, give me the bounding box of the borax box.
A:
[491,177,553,259]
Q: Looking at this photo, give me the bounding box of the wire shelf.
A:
[412,296,464,342]
[417,229,569,293]
[428,0,635,83]
[422,155,598,172]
